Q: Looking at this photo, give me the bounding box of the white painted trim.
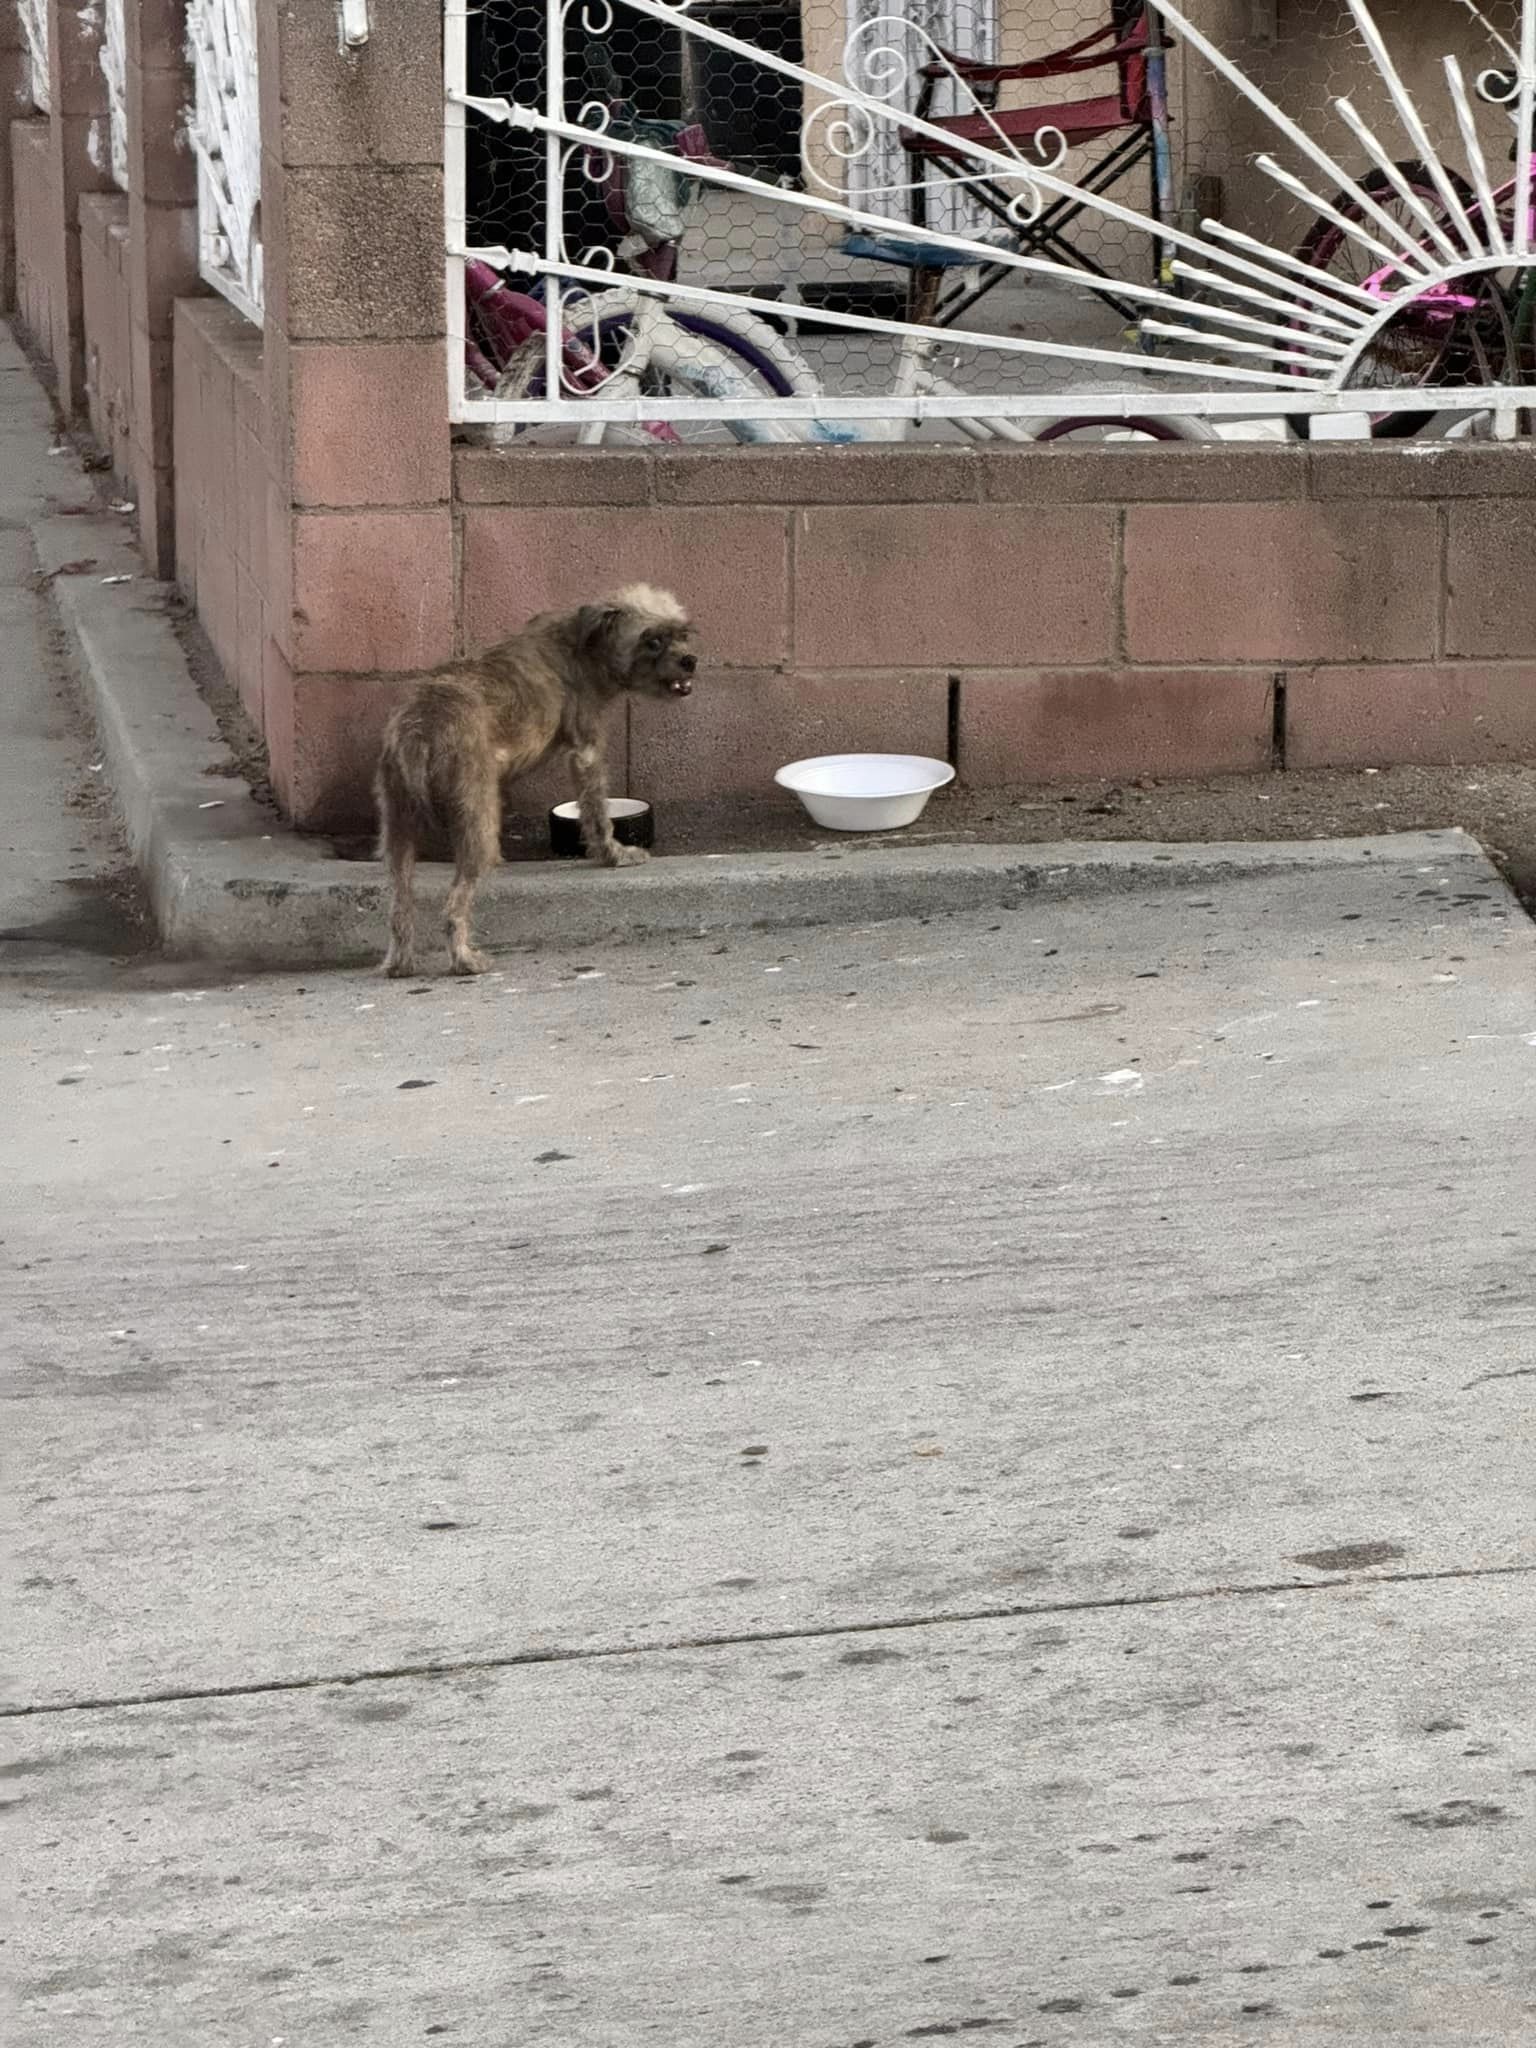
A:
[186,0,264,325]
[453,386,1536,426]
[19,0,49,114]
[446,0,1536,430]
[101,0,129,192]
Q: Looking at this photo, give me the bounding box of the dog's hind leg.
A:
[382,834,419,978]
[376,767,422,978]
[442,772,500,976]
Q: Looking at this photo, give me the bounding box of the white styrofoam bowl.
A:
[774,753,956,832]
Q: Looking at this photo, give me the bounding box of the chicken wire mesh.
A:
[1176,2,1527,248]
[1189,0,1533,413]
[455,0,1534,439]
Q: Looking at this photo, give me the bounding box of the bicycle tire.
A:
[512,305,821,443]
[660,308,859,443]
[1028,415,1218,443]
[1293,162,1478,439]
[682,308,827,405]
[1294,161,1470,281]
[670,313,800,402]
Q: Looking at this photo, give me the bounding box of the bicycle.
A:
[463,101,1215,447]
[467,260,1217,448]
[1287,67,1535,438]
[466,258,843,446]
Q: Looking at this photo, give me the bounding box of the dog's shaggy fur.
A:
[374,585,697,976]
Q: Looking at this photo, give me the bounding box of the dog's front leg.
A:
[570,742,647,868]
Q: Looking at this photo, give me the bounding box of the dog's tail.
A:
[374,704,438,860]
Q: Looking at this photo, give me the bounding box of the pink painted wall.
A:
[248,438,1536,833]
[173,298,270,735]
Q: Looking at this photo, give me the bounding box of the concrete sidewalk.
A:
[0,347,143,979]
[0,322,1512,969]
[6,833,1535,2041]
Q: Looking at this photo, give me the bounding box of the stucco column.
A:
[122,0,200,575]
[43,0,117,415]
[257,1,452,828]
[0,6,23,309]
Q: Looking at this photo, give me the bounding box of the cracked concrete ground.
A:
[4,312,1536,2048]
[5,811,1536,2042]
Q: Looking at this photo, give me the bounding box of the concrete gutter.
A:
[38,511,1492,969]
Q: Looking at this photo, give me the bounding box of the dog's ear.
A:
[573,604,624,658]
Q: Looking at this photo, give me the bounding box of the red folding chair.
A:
[889,2,1174,327]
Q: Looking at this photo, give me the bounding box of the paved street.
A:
[3,336,1535,2042]
[5,578,1536,2048]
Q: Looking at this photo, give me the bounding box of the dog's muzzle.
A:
[669,678,693,696]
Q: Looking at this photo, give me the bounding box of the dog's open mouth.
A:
[669,679,694,696]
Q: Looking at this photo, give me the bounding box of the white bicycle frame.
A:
[563,285,831,444]
[560,278,1215,444]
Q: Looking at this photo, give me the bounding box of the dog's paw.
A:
[382,952,418,979]
[603,845,650,869]
[449,948,492,977]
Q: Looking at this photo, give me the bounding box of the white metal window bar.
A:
[186,0,264,324]
[101,0,129,190]
[446,0,1536,433]
[844,0,998,237]
[18,0,49,113]
[338,0,370,50]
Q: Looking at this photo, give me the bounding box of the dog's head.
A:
[577,585,698,700]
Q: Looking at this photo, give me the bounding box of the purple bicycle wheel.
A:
[514,309,799,413]
[1034,416,1198,442]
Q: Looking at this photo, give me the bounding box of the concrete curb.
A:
[38,512,1494,969]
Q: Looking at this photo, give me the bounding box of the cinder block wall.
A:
[174,297,270,729]
[120,0,202,575]
[26,0,120,419]
[10,119,66,378]
[78,191,132,489]
[252,437,1536,834]
[0,12,23,311]
[255,0,450,829]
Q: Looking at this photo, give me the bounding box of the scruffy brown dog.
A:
[375,585,696,977]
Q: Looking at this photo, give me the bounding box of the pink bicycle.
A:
[1293,69,1535,437]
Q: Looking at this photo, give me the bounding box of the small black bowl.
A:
[549,797,655,860]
